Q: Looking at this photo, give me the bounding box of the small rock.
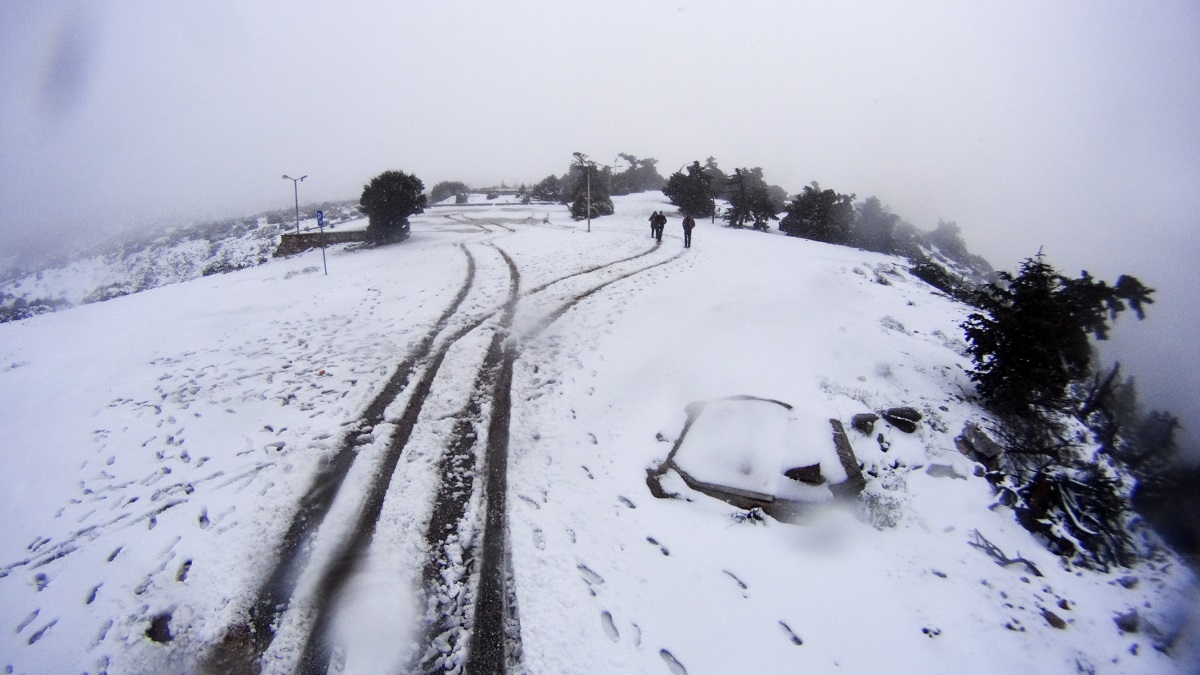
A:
[1042,609,1067,629]
[146,612,173,643]
[1114,610,1140,634]
[851,413,879,434]
[1058,598,1071,611]
[881,407,922,433]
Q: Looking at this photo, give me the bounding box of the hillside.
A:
[0,193,1194,674]
[0,201,363,323]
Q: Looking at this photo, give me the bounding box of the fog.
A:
[2,1,1197,447]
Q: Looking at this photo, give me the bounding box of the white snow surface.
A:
[0,193,1195,674]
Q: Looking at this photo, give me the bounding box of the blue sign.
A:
[317,210,324,227]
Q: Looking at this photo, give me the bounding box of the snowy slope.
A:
[0,194,1194,674]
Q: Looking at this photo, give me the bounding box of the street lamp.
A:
[282,174,307,235]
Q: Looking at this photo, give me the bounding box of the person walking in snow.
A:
[654,212,665,243]
[682,215,695,248]
[649,211,659,238]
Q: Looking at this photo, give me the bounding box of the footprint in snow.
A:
[16,609,39,632]
[577,564,605,595]
[659,649,687,674]
[93,619,113,648]
[533,529,545,551]
[518,495,540,510]
[27,619,58,645]
[87,584,101,604]
[601,611,619,642]
[618,496,637,509]
[722,570,748,590]
[646,537,669,556]
[779,621,803,645]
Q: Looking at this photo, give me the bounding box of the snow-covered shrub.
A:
[993,430,1146,570]
[859,469,909,529]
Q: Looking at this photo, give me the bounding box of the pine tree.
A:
[529,175,561,202]
[851,196,898,254]
[779,182,855,243]
[722,168,779,230]
[564,153,613,220]
[360,170,427,243]
[962,252,1154,421]
[662,161,714,217]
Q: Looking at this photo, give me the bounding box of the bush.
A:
[430,181,469,204]
[779,182,855,243]
[360,170,427,244]
[529,175,561,202]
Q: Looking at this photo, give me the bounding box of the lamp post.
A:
[282,174,307,235]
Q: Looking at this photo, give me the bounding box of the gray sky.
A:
[2,0,1198,447]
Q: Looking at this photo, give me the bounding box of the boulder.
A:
[784,464,825,485]
[955,423,1004,468]
[881,407,922,433]
[851,413,879,434]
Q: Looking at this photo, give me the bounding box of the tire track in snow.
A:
[449,214,515,234]
[294,245,520,673]
[209,244,479,671]
[414,248,520,673]
[532,247,687,335]
[232,226,678,672]
[468,243,687,674]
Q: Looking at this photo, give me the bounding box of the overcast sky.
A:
[2,0,1198,447]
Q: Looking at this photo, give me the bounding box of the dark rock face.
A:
[784,464,825,485]
[881,407,923,433]
[851,413,879,434]
[955,422,1004,469]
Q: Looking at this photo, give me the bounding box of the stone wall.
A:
[273,230,366,257]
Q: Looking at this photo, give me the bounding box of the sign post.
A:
[317,210,328,276]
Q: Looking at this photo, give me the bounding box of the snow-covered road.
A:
[1,194,1194,674]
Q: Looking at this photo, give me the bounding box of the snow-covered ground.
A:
[0,193,1195,674]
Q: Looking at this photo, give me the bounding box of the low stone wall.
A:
[273,230,366,257]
